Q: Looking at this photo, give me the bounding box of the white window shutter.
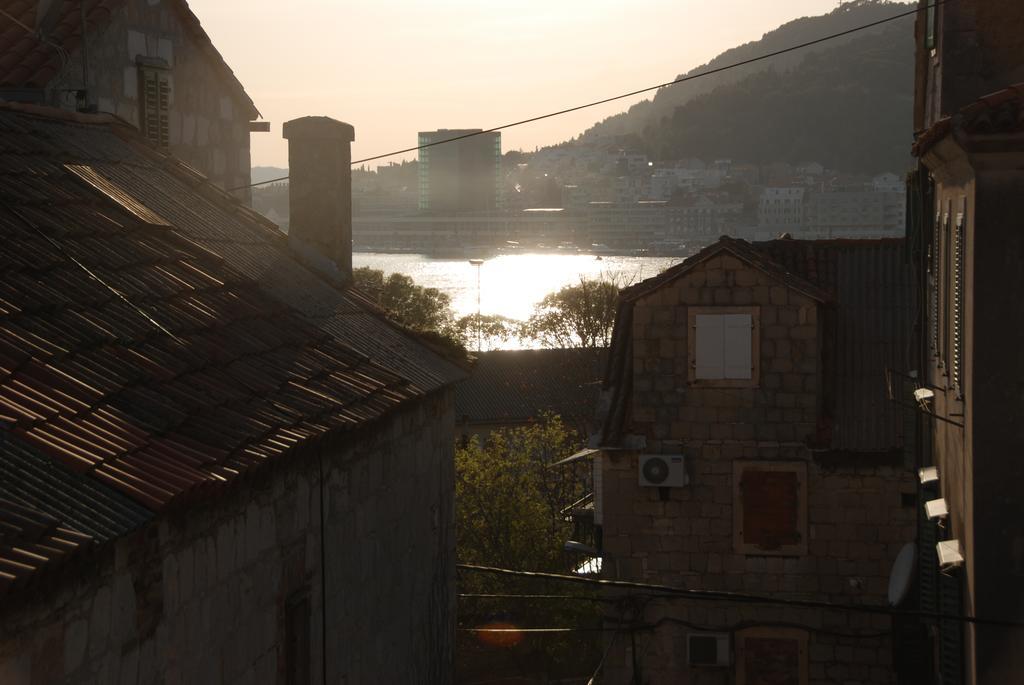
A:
[723,314,753,379]
[695,315,725,378]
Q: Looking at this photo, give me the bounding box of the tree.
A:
[522,277,621,349]
[353,266,456,336]
[455,415,601,681]
[456,415,586,570]
[453,313,519,352]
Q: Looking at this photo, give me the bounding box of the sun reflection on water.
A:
[353,252,679,321]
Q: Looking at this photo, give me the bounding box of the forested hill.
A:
[569,0,915,173]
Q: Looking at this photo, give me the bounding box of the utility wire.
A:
[0,8,70,70]
[457,563,1024,629]
[586,629,620,685]
[460,626,609,633]
[0,200,183,343]
[230,0,938,192]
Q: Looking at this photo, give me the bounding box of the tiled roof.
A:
[0,0,259,118]
[0,496,94,598]
[455,348,604,430]
[602,236,912,453]
[0,102,463,517]
[0,432,151,597]
[913,82,1024,156]
[622,236,831,304]
[0,432,151,542]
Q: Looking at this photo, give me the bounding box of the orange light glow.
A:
[474,621,524,648]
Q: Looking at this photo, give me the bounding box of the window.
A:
[736,628,808,685]
[929,209,941,353]
[285,591,311,685]
[952,201,966,397]
[688,307,759,386]
[138,63,171,147]
[941,202,952,371]
[925,0,937,51]
[734,461,807,556]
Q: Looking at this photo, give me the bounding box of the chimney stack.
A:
[282,116,355,283]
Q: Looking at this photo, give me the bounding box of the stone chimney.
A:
[282,116,355,283]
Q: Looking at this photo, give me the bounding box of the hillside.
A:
[570,0,915,172]
[639,23,914,172]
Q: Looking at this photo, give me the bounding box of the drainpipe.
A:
[78,1,90,111]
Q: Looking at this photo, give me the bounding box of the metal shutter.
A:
[938,570,963,685]
[952,205,965,395]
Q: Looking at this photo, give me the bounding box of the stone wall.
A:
[600,253,917,684]
[629,252,820,446]
[0,389,455,685]
[47,0,256,192]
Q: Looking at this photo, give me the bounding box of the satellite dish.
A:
[642,456,670,485]
[888,542,916,606]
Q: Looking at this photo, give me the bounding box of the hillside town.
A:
[0,1,1022,684]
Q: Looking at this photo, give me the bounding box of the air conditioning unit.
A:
[937,539,964,569]
[688,632,730,667]
[638,454,687,488]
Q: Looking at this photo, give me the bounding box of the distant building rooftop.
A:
[456,348,604,434]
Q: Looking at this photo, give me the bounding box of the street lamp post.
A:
[469,259,484,352]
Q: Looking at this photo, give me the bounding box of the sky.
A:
[189,0,848,169]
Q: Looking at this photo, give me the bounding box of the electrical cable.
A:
[586,628,621,685]
[229,0,943,192]
[457,563,1024,629]
[0,8,70,74]
[0,199,183,343]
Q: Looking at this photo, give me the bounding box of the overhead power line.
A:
[457,563,1024,629]
[231,0,939,193]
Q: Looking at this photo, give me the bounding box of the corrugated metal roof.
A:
[601,236,912,453]
[0,103,445,517]
[455,348,603,429]
[755,238,912,452]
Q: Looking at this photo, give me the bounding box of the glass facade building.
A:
[417,129,501,213]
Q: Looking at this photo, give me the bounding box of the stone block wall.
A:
[599,253,917,684]
[0,389,455,685]
[629,253,820,447]
[600,445,916,685]
[47,0,256,192]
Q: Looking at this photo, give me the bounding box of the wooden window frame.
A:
[735,627,808,685]
[687,306,761,388]
[137,59,171,148]
[733,461,808,557]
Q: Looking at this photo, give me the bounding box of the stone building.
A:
[593,236,918,684]
[0,0,266,192]
[908,1,1024,683]
[0,102,465,683]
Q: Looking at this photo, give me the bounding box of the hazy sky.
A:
[190,0,846,169]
